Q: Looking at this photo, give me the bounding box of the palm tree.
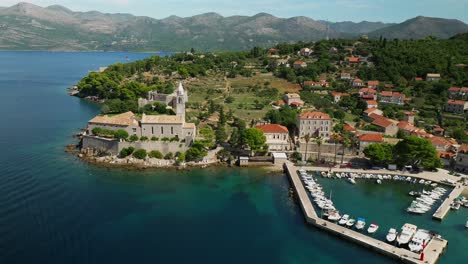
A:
[332,134,339,164]
[315,136,323,162]
[303,133,311,163]
[341,136,352,164]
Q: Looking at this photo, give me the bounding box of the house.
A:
[448,87,468,100]
[344,124,357,133]
[397,121,420,135]
[379,91,405,105]
[367,80,379,89]
[340,72,352,80]
[299,48,313,56]
[352,78,365,87]
[88,111,141,137]
[445,100,468,114]
[368,113,399,136]
[403,111,415,124]
[359,133,383,152]
[256,124,290,151]
[429,137,456,151]
[366,100,378,109]
[439,151,456,167]
[293,61,307,69]
[358,87,377,100]
[283,93,304,106]
[348,57,360,64]
[330,91,350,103]
[414,77,423,81]
[455,144,468,172]
[272,152,288,165]
[304,81,329,88]
[433,126,445,136]
[426,73,441,81]
[298,111,332,139]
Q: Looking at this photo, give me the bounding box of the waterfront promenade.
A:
[433,184,466,220]
[284,162,448,264]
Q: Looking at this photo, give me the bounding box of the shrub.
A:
[149,150,163,159]
[151,136,159,141]
[92,127,115,138]
[133,149,147,160]
[164,152,174,160]
[161,137,170,142]
[140,136,149,141]
[170,137,179,142]
[129,134,139,142]
[114,129,129,140]
[119,147,135,158]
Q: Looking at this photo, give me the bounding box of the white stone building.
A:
[298,111,332,139]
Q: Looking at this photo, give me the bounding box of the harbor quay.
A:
[284,162,449,264]
[432,185,466,220]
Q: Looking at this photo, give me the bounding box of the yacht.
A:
[397,223,417,246]
[386,228,397,243]
[367,223,379,234]
[409,229,431,253]
[355,218,366,230]
[346,218,355,227]
[338,214,349,225]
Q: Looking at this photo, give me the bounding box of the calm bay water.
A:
[0,51,466,264]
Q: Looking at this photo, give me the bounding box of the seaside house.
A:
[256,124,291,151]
[429,137,457,152]
[455,144,468,172]
[298,111,332,139]
[359,133,383,152]
[426,73,441,81]
[445,100,468,114]
[368,114,398,136]
[88,111,141,137]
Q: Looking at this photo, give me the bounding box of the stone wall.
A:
[297,142,355,156]
[82,135,190,155]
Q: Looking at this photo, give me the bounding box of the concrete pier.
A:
[284,162,448,264]
[432,184,466,220]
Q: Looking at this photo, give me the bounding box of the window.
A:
[171,127,174,135]
[151,127,154,134]
[161,127,164,134]
[132,128,136,133]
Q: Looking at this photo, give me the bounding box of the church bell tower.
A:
[175,82,187,121]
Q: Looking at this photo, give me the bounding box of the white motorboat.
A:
[338,214,350,225]
[397,223,417,246]
[348,178,356,184]
[465,220,468,229]
[406,177,412,182]
[346,218,355,227]
[367,223,379,234]
[376,179,382,184]
[450,202,460,210]
[328,211,341,221]
[355,218,366,230]
[419,179,425,184]
[386,228,397,243]
[409,229,431,253]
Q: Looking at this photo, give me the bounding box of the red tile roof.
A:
[256,124,289,134]
[353,78,363,83]
[348,57,360,63]
[294,60,306,65]
[397,121,415,131]
[331,91,350,97]
[360,133,383,142]
[364,107,379,114]
[290,101,303,106]
[359,87,377,94]
[459,144,468,154]
[448,87,461,92]
[415,77,423,81]
[361,94,375,99]
[380,91,393,96]
[368,80,379,86]
[366,100,378,105]
[299,111,331,119]
[369,114,394,128]
[447,99,467,105]
[344,124,356,132]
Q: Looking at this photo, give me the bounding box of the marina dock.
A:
[284,162,448,264]
[432,184,466,220]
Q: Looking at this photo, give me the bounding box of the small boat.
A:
[465,220,468,229]
[397,223,417,246]
[328,211,342,221]
[419,179,425,184]
[450,202,460,210]
[348,178,356,184]
[367,223,379,234]
[355,218,366,230]
[386,228,398,243]
[409,191,421,197]
[346,218,356,227]
[409,229,431,253]
[376,179,382,184]
[431,183,438,187]
[338,214,350,225]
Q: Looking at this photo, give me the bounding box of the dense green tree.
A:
[114,129,129,140]
[242,128,266,152]
[363,143,394,165]
[119,147,135,158]
[394,136,442,169]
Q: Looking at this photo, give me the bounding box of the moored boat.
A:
[346,218,355,227]
[386,228,397,243]
[367,223,379,234]
[355,218,366,230]
[338,214,349,225]
[396,223,417,246]
[408,229,431,253]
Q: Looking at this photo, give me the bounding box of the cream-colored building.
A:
[283,93,304,106]
[445,100,467,114]
[88,111,141,136]
[141,114,195,141]
[455,144,468,172]
[256,124,291,151]
[298,111,332,139]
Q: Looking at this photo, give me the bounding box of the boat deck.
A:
[285,162,448,264]
[432,184,466,220]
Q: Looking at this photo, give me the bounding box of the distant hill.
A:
[368,16,468,39]
[0,2,467,51]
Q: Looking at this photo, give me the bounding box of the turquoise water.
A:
[0,51,466,263]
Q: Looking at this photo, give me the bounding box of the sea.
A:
[0,51,466,264]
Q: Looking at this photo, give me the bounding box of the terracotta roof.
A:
[364,107,378,114]
[331,91,350,97]
[294,60,306,65]
[447,99,467,106]
[290,101,303,106]
[368,80,379,86]
[344,124,356,132]
[448,87,461,92]
[359,133,383,142]
[256,124,289,134]
[380,91,393,96]
[359,87,377,94]
[183,123,196,129]
[404,111,415,116]
[397,121,415,131]
[366,100,378,105]
[369,114,394,128]
[429,136,452,147]
[461,87,468,92]
[438,151,456,159]
[353,78,363,83]
[361,94,375,99]
[415,77,423,81]
[299,111,331,119]
[384,84,395,88]
[277,99,286,105]
[89,111,137,126]
[284,93,301,99]
[141,114,183,124]
[348,57,360,63]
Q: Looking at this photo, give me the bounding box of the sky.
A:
[1,0,467,23]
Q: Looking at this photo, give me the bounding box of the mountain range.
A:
[0,2,467,51]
